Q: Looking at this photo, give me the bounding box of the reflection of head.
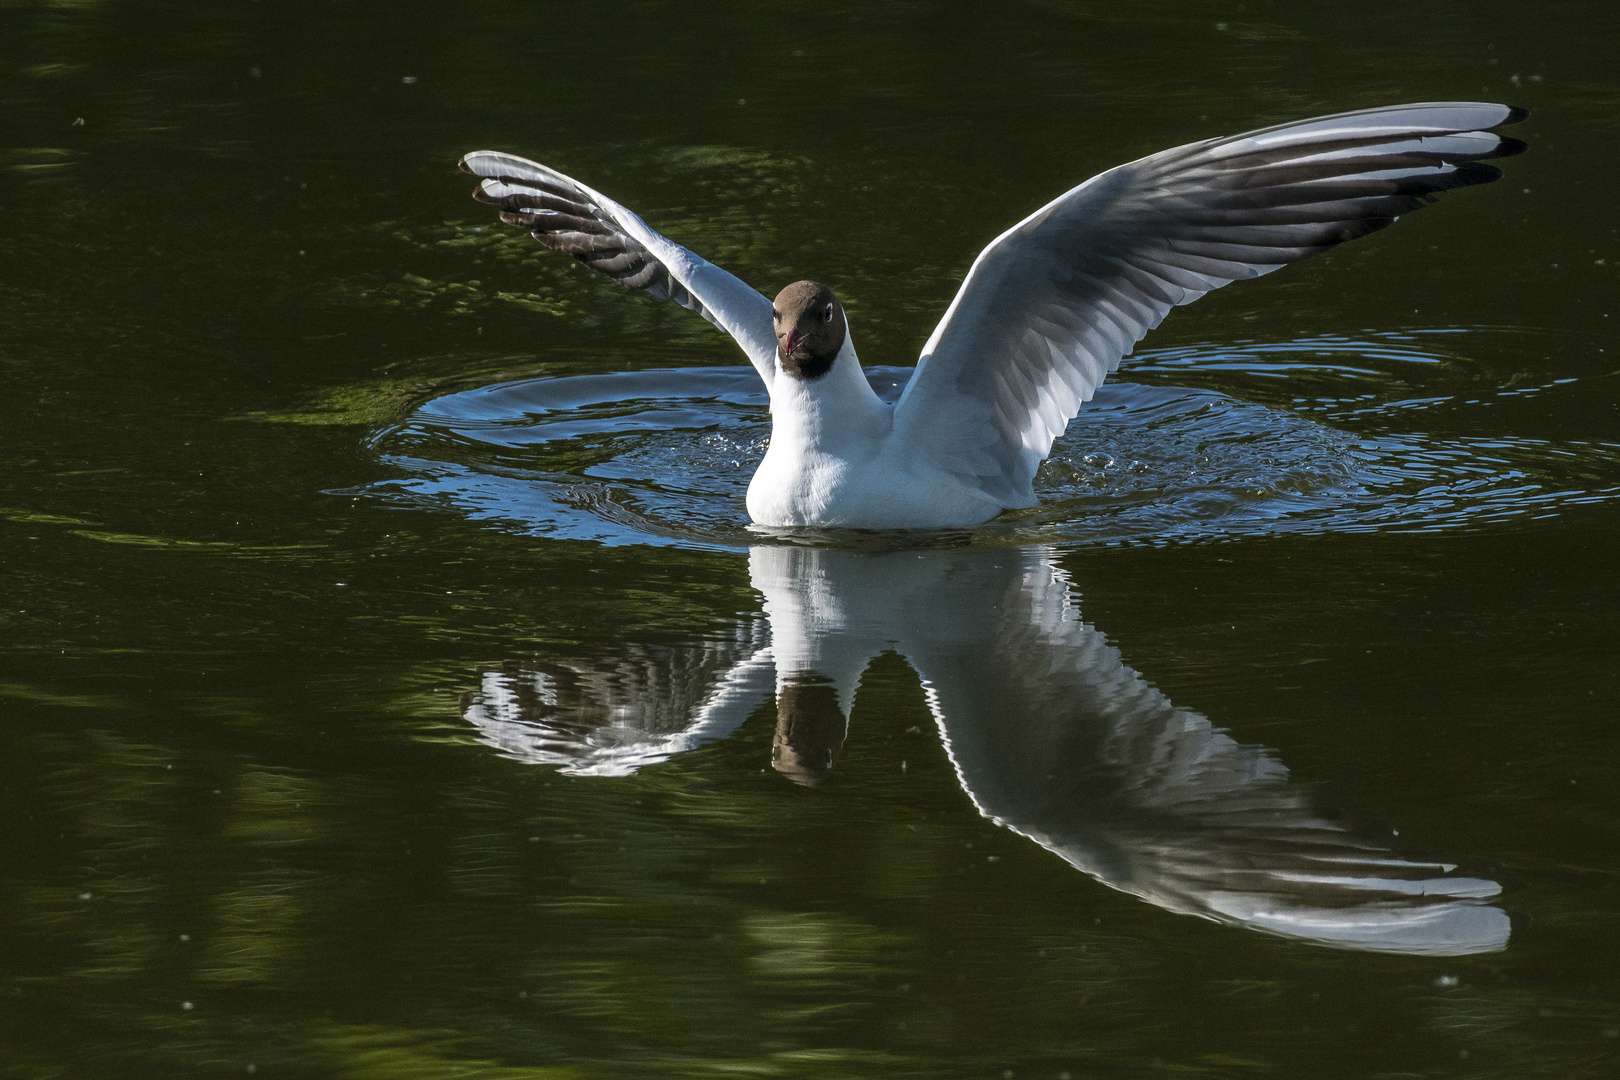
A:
[771,676,848,787]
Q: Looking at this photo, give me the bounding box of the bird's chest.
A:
[747,438,867,526]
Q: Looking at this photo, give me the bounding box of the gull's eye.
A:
[822,302,834,323]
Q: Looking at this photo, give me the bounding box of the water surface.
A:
[3,2,1619,1077]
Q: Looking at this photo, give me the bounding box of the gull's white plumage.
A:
[461,101,1527,529]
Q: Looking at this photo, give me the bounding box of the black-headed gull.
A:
[461,102,1526,529]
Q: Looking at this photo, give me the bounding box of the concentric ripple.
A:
[357,330,1620,549]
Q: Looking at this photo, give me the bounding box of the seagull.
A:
[460,102,1527,529]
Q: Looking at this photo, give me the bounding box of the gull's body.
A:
[461,102,1527,529]
[745,335,1008,527]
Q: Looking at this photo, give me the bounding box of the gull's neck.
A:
[768,332,891,445]
[746,329,893,527]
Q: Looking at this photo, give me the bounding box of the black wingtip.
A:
[1492,136,1530,159]
[457,156,476,174]
[1501,105,1531,126]
[1449,161,1505,188]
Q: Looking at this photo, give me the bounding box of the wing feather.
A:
[461,151,777,388]
[893,102,1526,507]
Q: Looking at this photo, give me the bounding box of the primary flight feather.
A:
[460,101,1527,529]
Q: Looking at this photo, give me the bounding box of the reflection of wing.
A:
[893,548,1508,956]
[461,618,774,777]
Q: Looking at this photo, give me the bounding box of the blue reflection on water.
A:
[355,330,1620,550]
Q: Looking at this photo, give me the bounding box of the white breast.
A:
[746,336,1007,529]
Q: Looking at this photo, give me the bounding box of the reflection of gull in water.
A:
[463,545,1508,955]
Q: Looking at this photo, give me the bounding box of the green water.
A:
[3,1,1619,1077]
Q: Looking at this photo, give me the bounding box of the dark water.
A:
[4,2,1620,1077]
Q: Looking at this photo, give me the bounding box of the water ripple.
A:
[355,331,1620,549]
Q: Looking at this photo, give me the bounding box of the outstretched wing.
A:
[892,102,1528,508]
[461,151,778,388]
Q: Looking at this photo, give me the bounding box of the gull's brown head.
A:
[772,280,845,380]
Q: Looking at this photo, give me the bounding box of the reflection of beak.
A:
[771,678,846,787]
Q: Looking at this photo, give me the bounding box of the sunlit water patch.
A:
[356,332,1620,549]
